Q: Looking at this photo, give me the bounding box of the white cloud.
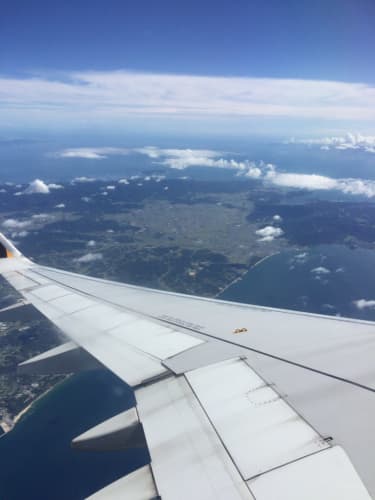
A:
[138,147,260,173]
[255,226,284,242]
[289,133,375,153]
[264,164,375,198]
[62,144,375,198]
[55,203,65,208]
[295,252,308,261]
[311,266,331,275]
[73,176,96,183]
[81,196,91,202]
[2,218,31,229]
[11,230,28,239]
[57,147,129,160]
[59,146,257,173]
[87,240,96,247]
[244,166,262,178]
[2,71,375,123]
[353,299,375,310]
[32,213,51,220]
[22,180,61,195]
[106,185,116,190]
[24,179,50,194]
[74,252,103,263]
[266,166,337,191]
[273,214,282,222]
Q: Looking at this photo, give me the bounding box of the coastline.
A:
[0,376,69,436]
[216,252,279,298]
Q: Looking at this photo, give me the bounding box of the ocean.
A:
[1,244,375,498]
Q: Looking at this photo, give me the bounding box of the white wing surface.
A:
[0,232,374,499]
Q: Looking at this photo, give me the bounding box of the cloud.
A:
[311,266,331,275]
[273,214,282,222]
[255,226,284,242]
[11,230,29,239]
[266,169,337,191]
[58,146,263,178]
[74,252,103,263]
[87,240,96,247]
[137,146,262,174]
[2,214,54,233]
[57,147,129,160]
[32,213,51,220]
[289,252,309,269]
[22,179,63,195]
[2,218,31,229]
[73,176,96,183]
[265,164,375,198]
[24,179,50,194]
[295,252,308,262]
[1,71,375,124]
[63,144,375,198]
[353,299,375,310]
[289,133,375,153]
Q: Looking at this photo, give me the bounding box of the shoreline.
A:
[1,376,69,436]
[216,252,279,298]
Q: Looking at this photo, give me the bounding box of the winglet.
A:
[0,232,22,259]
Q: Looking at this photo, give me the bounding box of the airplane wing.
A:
[0,232,374,499]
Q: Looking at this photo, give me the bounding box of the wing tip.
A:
[0,232,22,259]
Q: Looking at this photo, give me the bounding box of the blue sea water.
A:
[220,245,375,321]
[0,372,148,500]
[1,244,375,498]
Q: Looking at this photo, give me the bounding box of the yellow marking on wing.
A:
[233,327,248,334]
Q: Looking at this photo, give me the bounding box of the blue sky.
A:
[1,0,375,136]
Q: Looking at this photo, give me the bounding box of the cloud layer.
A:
[289,133,375,153]
[1,71,375,124]
[59,146,375,198]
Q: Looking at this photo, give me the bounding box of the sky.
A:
[1,0,375,137]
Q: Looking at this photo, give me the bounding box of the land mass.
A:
[1,175,375,432]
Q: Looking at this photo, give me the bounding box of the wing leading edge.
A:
[0,232,373,499]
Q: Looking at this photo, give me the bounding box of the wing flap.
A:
[136,373,254,500]
[248,446,371,500]
[186,358,328,480]
[85,465,159,500]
